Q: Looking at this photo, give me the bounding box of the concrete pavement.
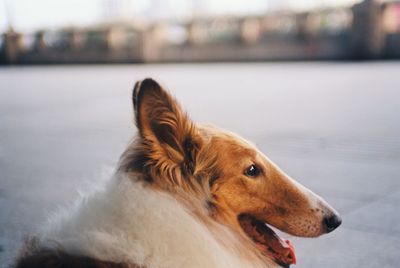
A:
[0,62,399,267]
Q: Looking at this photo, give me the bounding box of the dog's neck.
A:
[38,172,275,268]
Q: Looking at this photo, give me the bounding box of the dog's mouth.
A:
[238,214,296,268]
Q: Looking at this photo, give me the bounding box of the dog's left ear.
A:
[133,78,198,173]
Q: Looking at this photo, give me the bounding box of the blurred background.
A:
[1,0,400,63]
[1,1,400,268]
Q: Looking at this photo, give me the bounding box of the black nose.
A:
[323,214,342,233]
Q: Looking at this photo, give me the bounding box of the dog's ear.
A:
[132,78,198,173]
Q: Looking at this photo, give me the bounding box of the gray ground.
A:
[0,62,399,268]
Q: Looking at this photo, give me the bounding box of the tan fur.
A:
[120,78,340,264]
[196,126,327,237]
[15,78,340,268]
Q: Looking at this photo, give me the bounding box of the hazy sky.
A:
[0,0,358,33]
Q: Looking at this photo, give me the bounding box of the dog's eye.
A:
[245,164,260,178]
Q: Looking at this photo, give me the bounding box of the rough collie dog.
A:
[15,78,341,268]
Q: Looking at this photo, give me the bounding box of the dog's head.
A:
[122,78,341,267]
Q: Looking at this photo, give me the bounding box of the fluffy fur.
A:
[29,173,270,268]
[15,78,341,268]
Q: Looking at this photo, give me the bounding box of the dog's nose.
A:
[323,214,342,233]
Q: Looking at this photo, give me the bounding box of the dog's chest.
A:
[38,174,268,268]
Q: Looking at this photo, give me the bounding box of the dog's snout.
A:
[323,214,342,233]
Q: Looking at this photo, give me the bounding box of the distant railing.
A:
[1,0,400,64]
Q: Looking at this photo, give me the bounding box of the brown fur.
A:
[122,78,329,239]
[15,238,137,268]
[16,251,132,268]
[15,78,339,267]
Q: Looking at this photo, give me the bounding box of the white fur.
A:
[38,172,275,268]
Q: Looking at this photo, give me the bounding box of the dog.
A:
[14,78,341,268]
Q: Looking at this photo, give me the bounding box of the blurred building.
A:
[1,0,400,64]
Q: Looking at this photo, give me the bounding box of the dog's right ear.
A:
[132,78,198,174]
